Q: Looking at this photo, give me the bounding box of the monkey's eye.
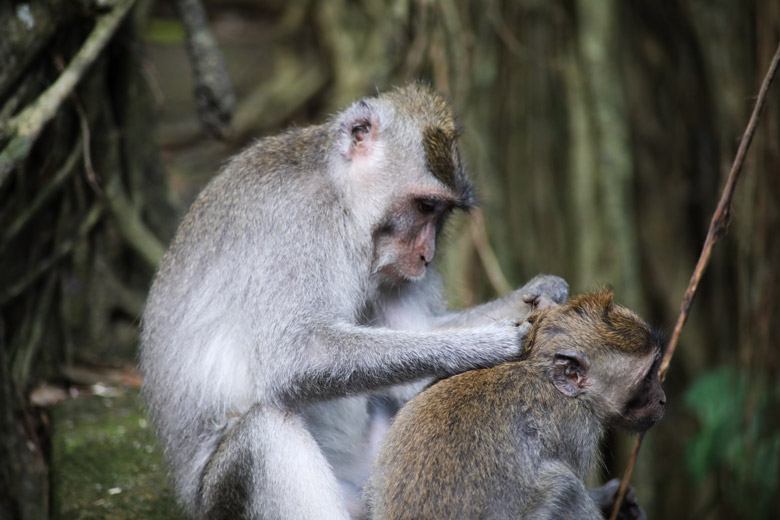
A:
[417,197,447,216]
[418,200,437,214]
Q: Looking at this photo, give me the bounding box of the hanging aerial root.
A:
[0,0,137,187]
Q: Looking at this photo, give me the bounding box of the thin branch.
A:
[174,0,235,139]
[609,40,780,520]
[103,173,166,269]
[469,209,513,297]
[71,91,103,196]
[0,137,82,251]
[0,0,137,187]
[0,205,104,305]
[232,56,326,142]
[486,0,528,58]
[608,432,645,520]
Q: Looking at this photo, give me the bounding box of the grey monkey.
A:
[140,83,568,519]
[366,289,665,520]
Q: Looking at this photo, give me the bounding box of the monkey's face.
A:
[372,191,456,283]
[584,347,665,433]
[532,290,666,433]
[612,353,666,432]
[335,83,475,284]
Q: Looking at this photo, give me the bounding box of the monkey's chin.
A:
[617,416,661,434]
[377,264,427,286]
[400,265,427,283]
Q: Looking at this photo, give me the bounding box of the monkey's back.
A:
[367,362,579,519]
[139,124,369,509]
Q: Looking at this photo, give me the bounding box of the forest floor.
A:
[50,387,182,520]
[45,13,265,517]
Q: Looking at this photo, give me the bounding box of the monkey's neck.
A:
[532,373,606,480]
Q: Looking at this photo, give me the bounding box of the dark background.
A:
[1,0,778,518]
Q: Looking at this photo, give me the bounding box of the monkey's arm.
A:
[434,274,568,328]
[281,322,520,404]
[527,463,604,520]
[588,479,647,520]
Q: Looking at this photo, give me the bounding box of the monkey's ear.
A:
[338,100,381,161]
[552,350,590,397]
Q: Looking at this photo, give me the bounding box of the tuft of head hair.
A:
[385,83,474,205]
[390,83,471,200]
[523,288,661,359]
[381,82,461,135]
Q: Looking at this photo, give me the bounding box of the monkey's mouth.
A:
[636,417,658,432]
[395,256,428,279]
[617,413,663,433]
[376,262,426,285]
[402,259,432,282]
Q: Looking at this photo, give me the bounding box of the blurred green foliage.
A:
[142,18,186,45]
[685,366,780,518]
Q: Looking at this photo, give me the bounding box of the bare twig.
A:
[103,173,166,268]
[53,53,103,196]
[232,56,326,141]
[0,0,137,187]
[609,41,780,520]
[174,0,235,140]
[0,205,103,305]
[486,0,528,58]
[70,91,103,196]
[0,137,82,251]
[469,209,513,297]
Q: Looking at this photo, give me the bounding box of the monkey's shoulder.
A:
[231,124,332,179]
[407,363,552,424]
[431,361,545,395]
[179,127,339,224]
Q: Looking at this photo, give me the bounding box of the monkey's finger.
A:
[521,293,538,305]
[521,294,557,311]
[627,504,647,520]
[520,274,569,304]
[601,478,621,497]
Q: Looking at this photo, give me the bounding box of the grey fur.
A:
[140,83,568,518]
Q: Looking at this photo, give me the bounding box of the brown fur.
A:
[523,287,658,359]
[422,126,458,190]
[384,83,470,197]
[366,289,664,519]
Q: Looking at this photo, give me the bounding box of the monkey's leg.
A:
[200,405,349,520]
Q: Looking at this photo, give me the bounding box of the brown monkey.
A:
[365,289,665,519]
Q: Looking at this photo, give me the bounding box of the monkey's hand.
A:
[515,319,534,346]
[518,274,569,311]
[433,275,568,330]
[589,479,647,520]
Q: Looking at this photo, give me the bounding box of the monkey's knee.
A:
[200,406,350,520]
[199,418,257,519]
[200,462,253,519]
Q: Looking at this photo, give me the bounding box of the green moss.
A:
[50,389,184,520]
[142,18,186,45]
